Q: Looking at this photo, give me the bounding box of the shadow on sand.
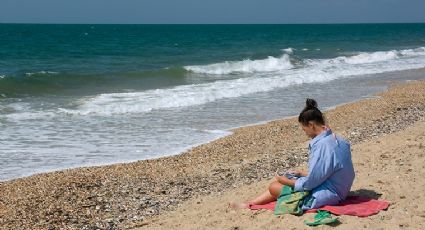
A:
[315,189,384,227]
[349,189,383,200]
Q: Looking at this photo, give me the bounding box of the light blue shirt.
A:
[294,129,355,209]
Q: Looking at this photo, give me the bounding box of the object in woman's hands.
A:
[278,171,301,179]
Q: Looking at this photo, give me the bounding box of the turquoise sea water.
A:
[1,24,425,180]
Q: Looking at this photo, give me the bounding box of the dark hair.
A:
[298,98,325,126]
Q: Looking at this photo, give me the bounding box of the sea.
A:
[1,24,425,181]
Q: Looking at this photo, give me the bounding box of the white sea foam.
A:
[2,102,56,121]
[3,111,57,121]
[400,47,425,56]
[0,75,5,79]
[184,54,293,75]
[8,102,31,112]
[25,71,59,77]
[342,50,399,64]
[30,47,425,116]
[341,47,425,65]
[202,129,232,135]
[282,48,294,54]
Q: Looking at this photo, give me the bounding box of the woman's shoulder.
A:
[313,133,350,150]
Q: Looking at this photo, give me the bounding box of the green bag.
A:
[274,185,309,215]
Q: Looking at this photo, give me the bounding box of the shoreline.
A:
[0,96,363,183]
[1,79,425,229]
[0,77,394,183]
[3,67,425,183]
[0,100,380,183]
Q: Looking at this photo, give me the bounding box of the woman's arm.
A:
[275,174,296,187]
[289,169,308,177]
[294,146,336,191]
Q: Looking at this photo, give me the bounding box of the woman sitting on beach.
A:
[231,99,355,210]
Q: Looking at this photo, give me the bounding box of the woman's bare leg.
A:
[247,190,275,205]
[229,181,284,209]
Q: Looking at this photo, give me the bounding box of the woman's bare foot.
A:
[228,202,250,209]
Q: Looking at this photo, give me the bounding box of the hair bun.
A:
[305,98,318,110]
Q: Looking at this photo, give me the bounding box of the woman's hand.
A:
[288,169,308,177]
[274,171,296,186]
[274,171,282,182]
[274,171,286,184]
[275,175,286,184]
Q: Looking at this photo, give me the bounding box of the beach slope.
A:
[1,80,425,229]
[137,108,425,230]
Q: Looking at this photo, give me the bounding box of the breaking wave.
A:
[184,54,293,75]
[5,47,423,117]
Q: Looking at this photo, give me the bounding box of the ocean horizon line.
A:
[1,22,425,25]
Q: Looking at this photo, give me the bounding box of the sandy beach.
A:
[139,96,425,230]
[1,77,425,229]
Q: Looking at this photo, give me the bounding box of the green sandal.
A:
[304,210,339,226]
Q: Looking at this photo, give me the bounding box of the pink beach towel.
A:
[249,196,389,217]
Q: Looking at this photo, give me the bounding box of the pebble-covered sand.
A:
[142,116,425,230]
[1,78,425,230]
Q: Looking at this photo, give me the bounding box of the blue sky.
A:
[1,0,424,24]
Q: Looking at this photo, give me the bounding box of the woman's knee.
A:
[268,181,283,197]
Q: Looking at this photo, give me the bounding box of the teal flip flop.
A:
[304,210,339,226]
